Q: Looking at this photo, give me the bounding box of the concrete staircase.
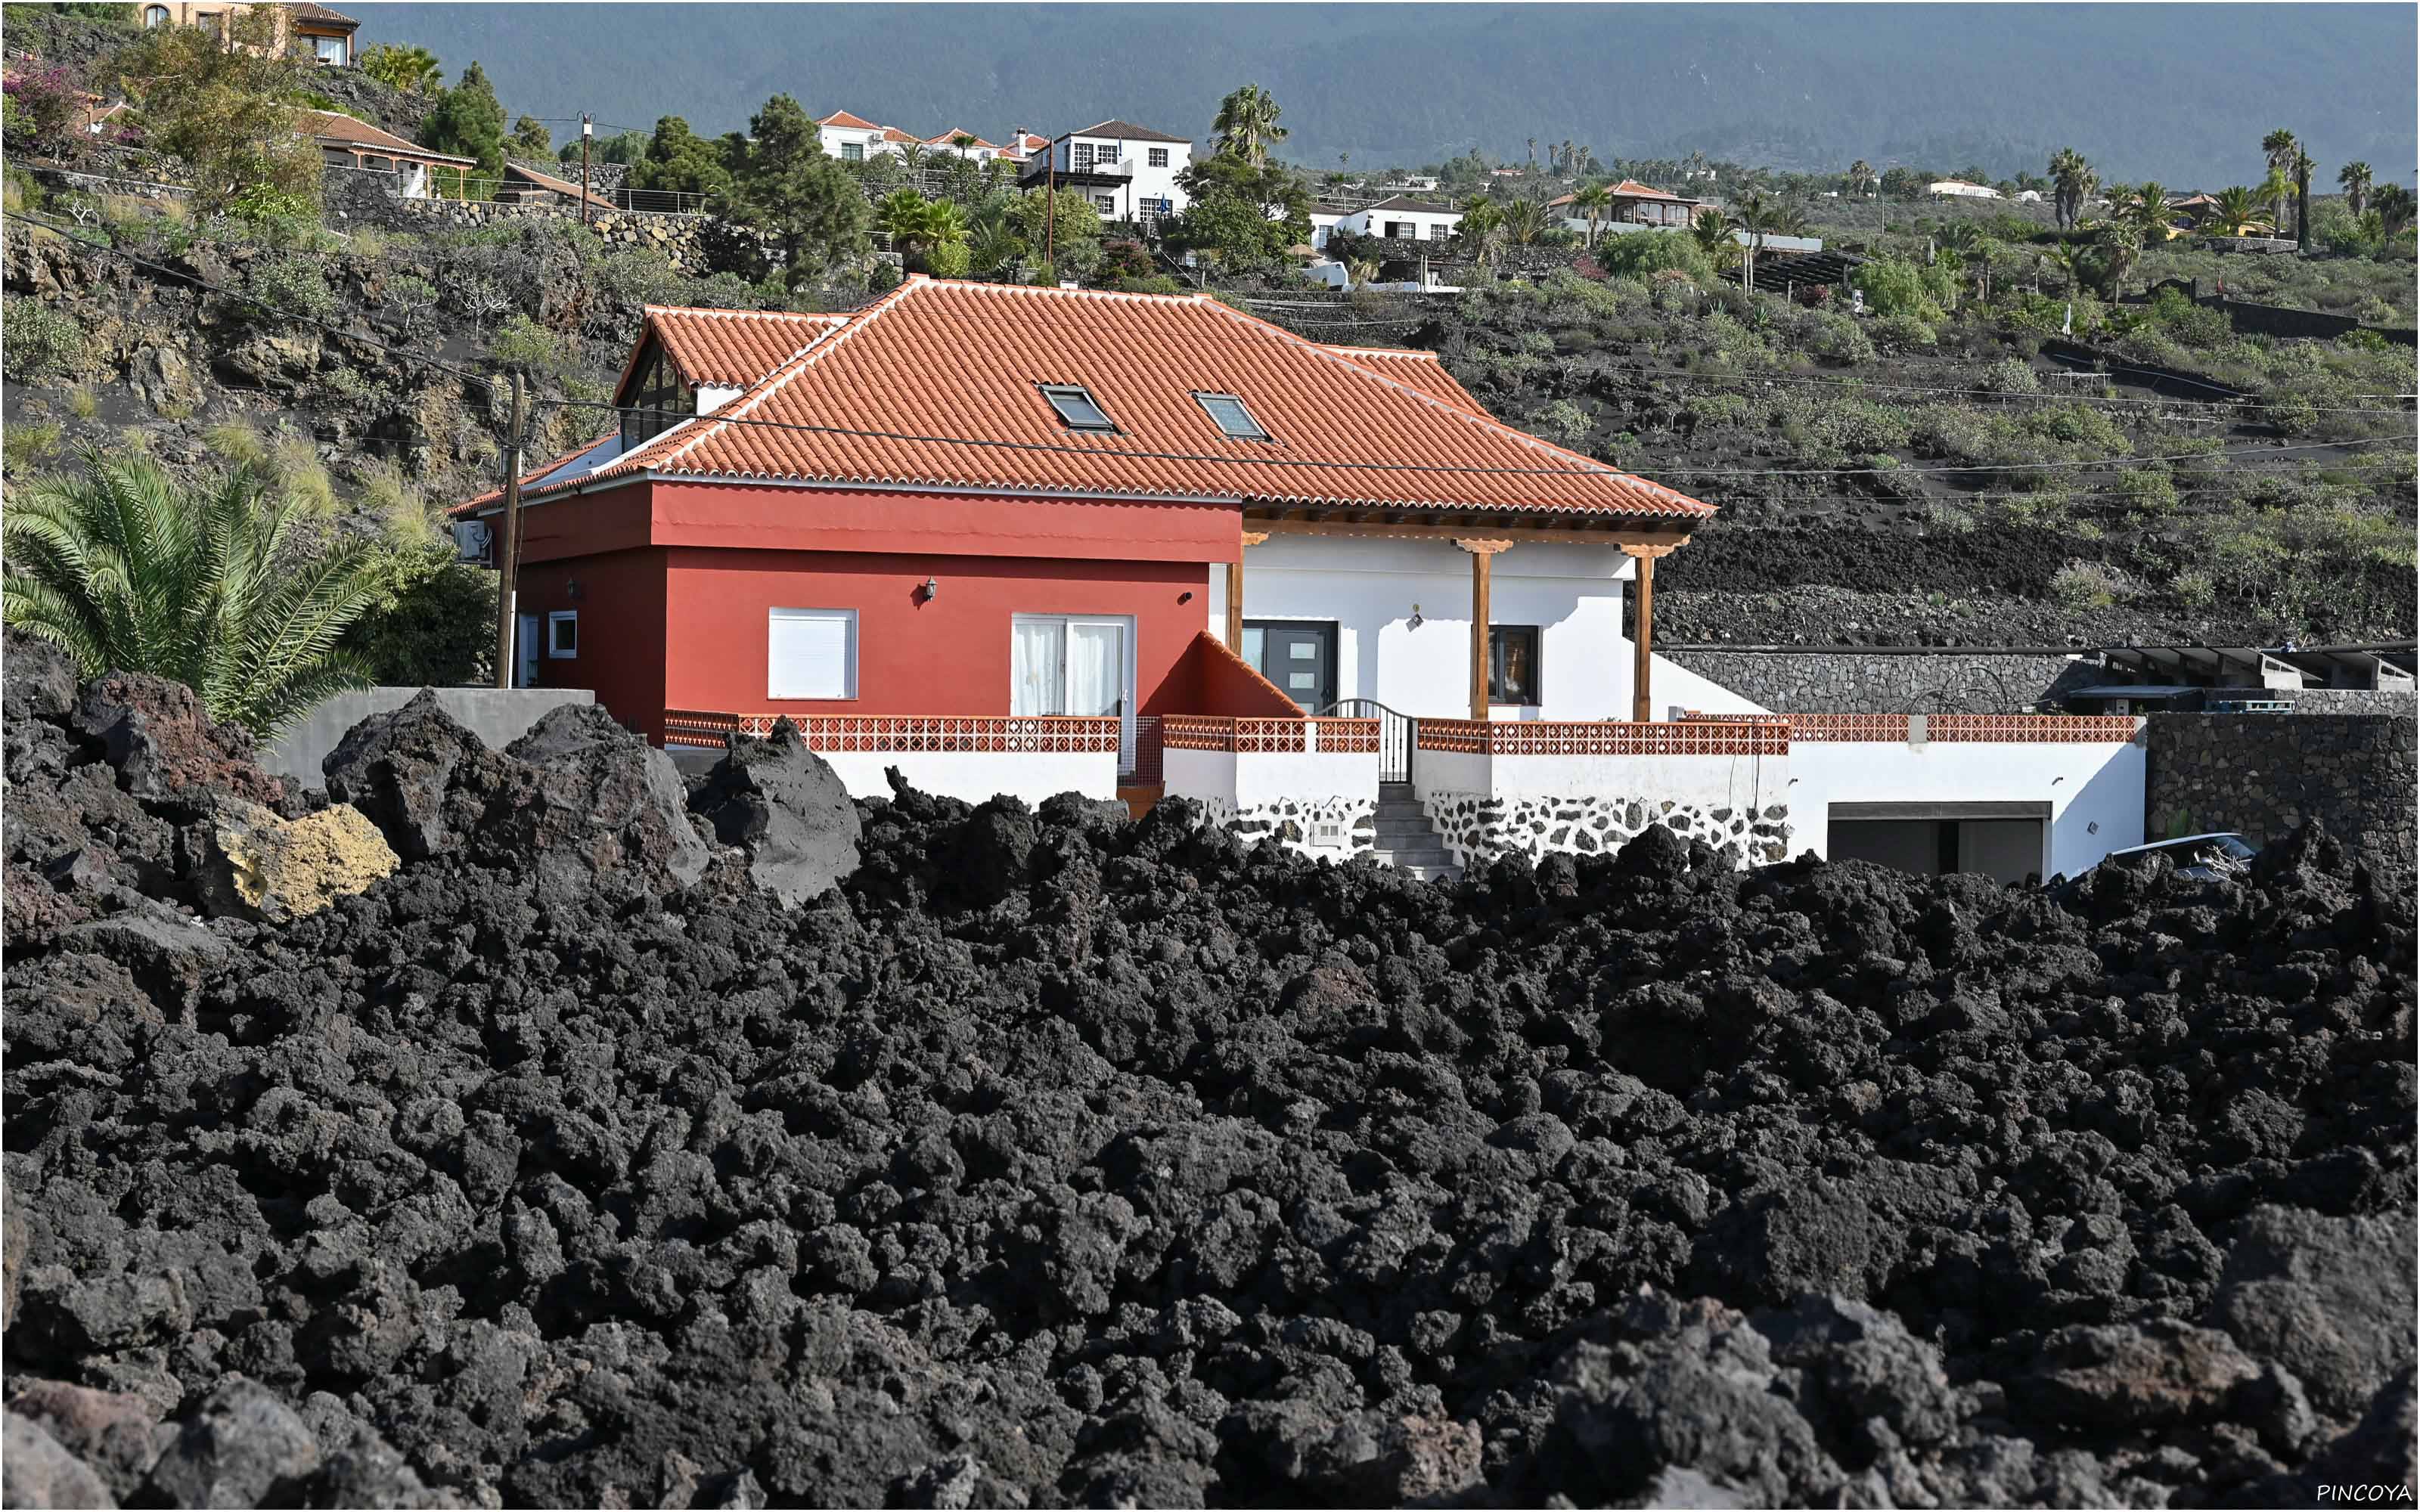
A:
[1367,782,1460,881]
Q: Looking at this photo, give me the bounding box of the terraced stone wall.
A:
[2147,712,2418,872]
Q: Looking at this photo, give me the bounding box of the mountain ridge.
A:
[345,2,2416,186]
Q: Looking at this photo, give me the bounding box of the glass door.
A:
[1012,615,1135,771]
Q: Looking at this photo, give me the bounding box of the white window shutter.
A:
[768,609,855,699]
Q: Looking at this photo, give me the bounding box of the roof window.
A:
[1040,383,1117,432]
[1194,392,1271,442]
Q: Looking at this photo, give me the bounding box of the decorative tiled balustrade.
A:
[1162,717,1381,753]
[662,711,1122,751]
[1671,712,2144,745]
[1415,719,1789,757]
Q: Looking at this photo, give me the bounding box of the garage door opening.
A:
[1826,801,2051,885]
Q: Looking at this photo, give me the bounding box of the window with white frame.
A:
[768,607,856,699]
[548,610,578,658]
[1012,615,1131,717]
[1072,141,1096,170]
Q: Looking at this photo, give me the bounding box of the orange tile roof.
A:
[297,109,477,164]
[454,432,619,514]
[1320,345,1488,415]
[817,110,884,130]
[925,128,999,149]
[569,278,1708,522]
[1611,178,1688,200]
[880,126,922,144]
[632,305,851,392]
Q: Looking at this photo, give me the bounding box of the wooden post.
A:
[1226,530,1267,649]
[492,369,526,689]
[579,114,592,227]
[1623,542,1676,723]
[1457,539,1510,721]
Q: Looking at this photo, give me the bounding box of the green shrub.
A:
[1594,230,1714,284]
[2051,559,2132,609]
[1531,398,1592,448]
[1871,311,1938,351]
[924,240,972,278]
[2170,567,2216,608]
[2,299,84,379]
[343,543,495,686]
[1853,256,1950,321]
[2,420,61,471]
[2109,467,2180,517]
[1796,309,1875,366]
[244,253,335,321]
[1979,358,2040,395]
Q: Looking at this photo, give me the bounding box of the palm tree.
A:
[1733,191,1804,288]
[895,141,930,179]
[1500,198,1549,246]
[2045,240,2091,295]
[2210,185,2269,237]
[2260,129,2297,231]
[2338,161,2373,218]
[1344,256,1379,288]
[1848,159,1874,199]
[1569,179,1611,248]
[2048,147,2097,231]
[1455,197,1506,272]
[2373,182,2416,246]
[361,43,443,94]
[2253,166,2293,237]
[876,189,935,256]
[2093,181,2168,295]
[1212,83,1287,166]
[4,453,380,740]
[1689,206,1742,271]
[967,211,1025,278]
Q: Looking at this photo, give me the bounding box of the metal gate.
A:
[1323,699,1413,784]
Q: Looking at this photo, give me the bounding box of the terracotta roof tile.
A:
[1320,345,1487,415]
[924,128,999,149]
[297,109,476,163]
[572,279,1708,522]
[1063,119,1190,144]
[453,432,618,515]
[816,110,884,130]
[636,306,850,391]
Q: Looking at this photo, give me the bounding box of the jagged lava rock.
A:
[687,717,861,904]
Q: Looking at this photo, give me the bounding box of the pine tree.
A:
[420,62,507,178]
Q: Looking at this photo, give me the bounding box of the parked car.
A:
[2095,832,2262,882]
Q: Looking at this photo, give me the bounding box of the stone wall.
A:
[2145,713,2418,873]
[1419,790,1792,869]
[1665,650,2091,714]
[1187,795,1379,860]
[320,166,745,275]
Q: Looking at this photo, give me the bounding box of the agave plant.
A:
[3,451,381,739]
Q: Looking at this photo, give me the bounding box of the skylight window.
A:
[1040,383,1117,432]
[1195,392,1271,442]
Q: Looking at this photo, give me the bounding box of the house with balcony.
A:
[301,109,477,198]
[139,1,358,63]
[452,280,2146,878]
[1547,179,1702,234]
[817,110,904,164]
[1019,119,1192,226]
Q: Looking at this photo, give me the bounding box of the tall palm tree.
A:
[2254,166,2293,237]
[2337,161,2372,218]
[1848,159,1874,199]
[1501,198,1549,246]
[1733,191,1804,288]
[2048,147,2097,231]
[2260,128,2297,231]
[1212,83,1287,166]
[2211,185,2270,237]
[2093,181,2167,294]
[3,453,380,740]
[1569,179,1611,248]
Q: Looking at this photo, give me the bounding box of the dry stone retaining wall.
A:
[1420,789,1792,869]
[2146,712,2418,873]
[1193,794,1379,860]
[1665,650,2090,713]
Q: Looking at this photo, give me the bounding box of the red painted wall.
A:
[513,547,670,742]
[1171,630,1305,717]
[649,483,1242,565]
[663,548,1208,720]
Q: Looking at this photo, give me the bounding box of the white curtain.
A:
[1013,618,1065,716]
[1066,622,1123,717]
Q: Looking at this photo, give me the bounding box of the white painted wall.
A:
[819,750,1117,805]
[1164,745,1235,809]
[1336,204,1462,240]
[1234,534,1767,721]
[1234,747,1380,808]
[1412,745,1784,815]
[1789,736,2145,879]
[1050,132,1193,217]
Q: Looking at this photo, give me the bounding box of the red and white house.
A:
[455,277,2144,875]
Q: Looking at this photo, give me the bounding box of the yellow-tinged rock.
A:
[201,801,399,922]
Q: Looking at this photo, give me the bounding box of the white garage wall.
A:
[1791,738,2145,878]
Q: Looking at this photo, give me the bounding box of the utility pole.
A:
[492,369,526,689]
[579,114,593,228]
[1045,141,1056,277]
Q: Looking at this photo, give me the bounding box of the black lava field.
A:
[3,638,2414,1509]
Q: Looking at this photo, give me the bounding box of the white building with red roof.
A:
[449,279,2144,875]
[1017,119,1194,225]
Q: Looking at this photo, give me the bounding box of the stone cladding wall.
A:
[2146,713,2417,874]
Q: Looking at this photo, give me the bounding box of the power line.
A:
[11,209,2413,493]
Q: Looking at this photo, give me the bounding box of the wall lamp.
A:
[921,576,939,603]
[1407,603,1424,630]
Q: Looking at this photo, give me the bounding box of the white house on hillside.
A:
[818,110,905,163]
[1331,195,1463,242]
[1019,119,1193,223]
[924,128,1002,161]
[1928,179,2002,200]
